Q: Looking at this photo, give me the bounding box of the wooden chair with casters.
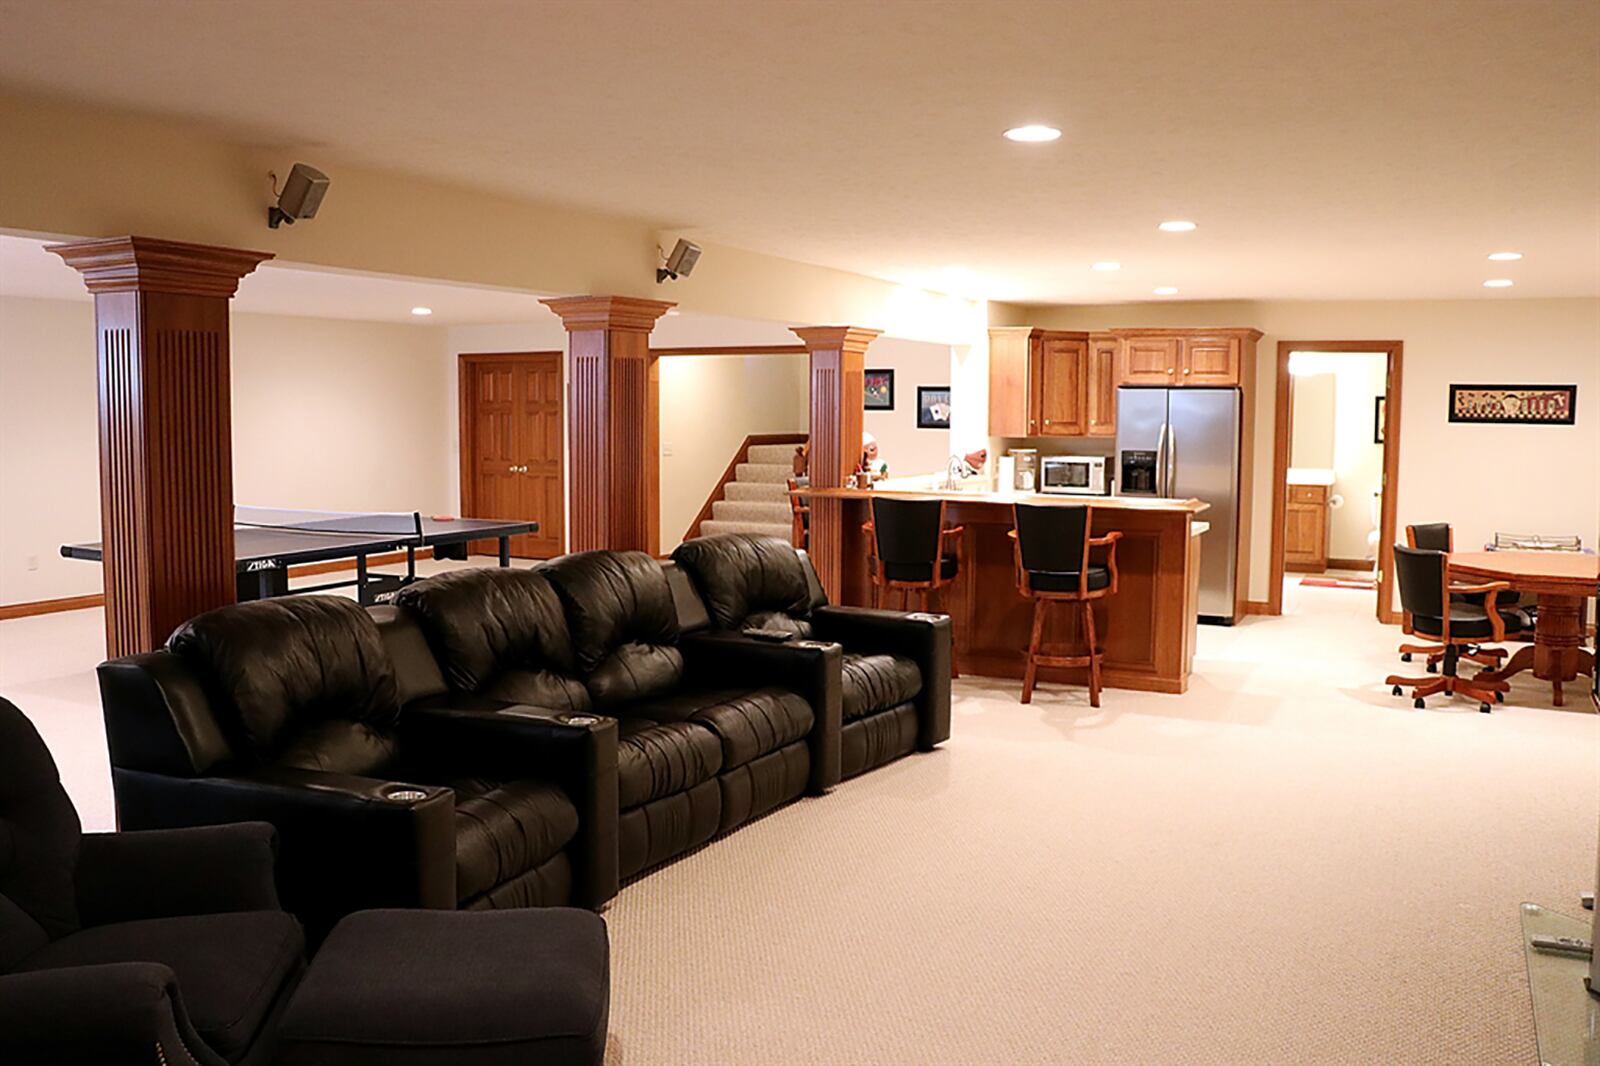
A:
[863,496,963,677]
[1009,502,1121,707]
[1399,523,1513,674]
[1386,543,1528,713]
[786,476,809,549]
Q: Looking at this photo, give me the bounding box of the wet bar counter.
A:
[799,486,1209,694]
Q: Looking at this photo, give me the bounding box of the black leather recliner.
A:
[672,533,951,779]
[98,596,609,935]
[0,696,304,1066]
[541,549,840,879]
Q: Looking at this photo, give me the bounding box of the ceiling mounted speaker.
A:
[268,163,330,229]
[657,239,701,283]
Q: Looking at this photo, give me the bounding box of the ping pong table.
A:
[61,506,540,606]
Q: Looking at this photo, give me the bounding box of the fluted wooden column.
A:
[49,236,273,657]
[793,326,881,601]
[541,295,675,554]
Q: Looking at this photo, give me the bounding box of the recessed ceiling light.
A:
[1482,279,1514,288]
[410,306,433,316]
[1487,251,1523,261]
[1158,221,1197,233]
[1153,286,1179,296]
[1092,261,1121,272]
[1003,124,1060,143]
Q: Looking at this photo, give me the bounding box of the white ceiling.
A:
[0,235,555,325]
[0,0,1595,304]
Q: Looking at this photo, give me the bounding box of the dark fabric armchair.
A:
[672,533,951,780]
[0,696,303,1066]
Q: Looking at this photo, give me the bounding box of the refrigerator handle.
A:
[1155,422,1169,498]
[1166,424,1178,497]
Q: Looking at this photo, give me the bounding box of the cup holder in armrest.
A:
[557,714,601,727]
[793,640,839,650]
[382,786,430,803]
[906,612,947,623]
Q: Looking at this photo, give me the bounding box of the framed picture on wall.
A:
[1448,384,1576,425]
[863,368,895,410]
[917,386,952,429]
[1373,396,1386,444]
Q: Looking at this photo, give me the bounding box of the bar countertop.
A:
[795,483,1210,515]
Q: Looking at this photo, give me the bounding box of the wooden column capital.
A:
[48,235,273,296]
[540,295,676,333]
[49,236,271,658]
[542,295,673,554]
[794,325,881,602]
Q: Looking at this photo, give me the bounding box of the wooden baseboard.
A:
[1241,600,1275,616]
[0,549,435,621]
[1327,556,1374,572]
[0,593,105,620]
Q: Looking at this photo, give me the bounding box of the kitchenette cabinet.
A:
[988,327,1115,438]
[1113,328,1260,387]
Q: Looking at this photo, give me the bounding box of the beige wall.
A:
[864,337,955,478]
[0,294,451,605]
[1290,372,1337,469]
[0,91,987,349]
[1018,298,1600,602]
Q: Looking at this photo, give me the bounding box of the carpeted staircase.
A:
[698,442,796,540]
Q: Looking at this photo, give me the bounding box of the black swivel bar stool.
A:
[1009,503,1121,706]
[864,496,962,677]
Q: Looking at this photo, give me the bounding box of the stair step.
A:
[713,500,793,523]
[700,519,794,540]
[747,442,802,465]
[724,481,789,503]
[735,462,792,485]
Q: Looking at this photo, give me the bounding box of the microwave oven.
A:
[1039,455,1109,496]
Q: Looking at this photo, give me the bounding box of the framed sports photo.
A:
[1448,384,1576,425]
[864,368,895,411]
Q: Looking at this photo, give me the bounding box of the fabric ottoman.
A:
[276,908,609,1066]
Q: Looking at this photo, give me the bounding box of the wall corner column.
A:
[792,325,881,601]
[541,295,675,554]
[49,235,273,657]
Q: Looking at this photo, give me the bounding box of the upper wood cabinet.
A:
[1038,334,1086,435]
[1085,333,1118,436]
[1112,328,1262,388]
[987,327,1044,437]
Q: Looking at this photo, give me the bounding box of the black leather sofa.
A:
[391,550,841,882]
[98,596,608,936]
[672,533,951,779]
[0,696,304,1066]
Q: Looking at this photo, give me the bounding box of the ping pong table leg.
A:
[356,554,369,604]
[406,546,417,581]
[499,537,510,567]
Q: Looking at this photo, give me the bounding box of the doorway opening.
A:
[458,351,566,559]
[1269,341,1403,623]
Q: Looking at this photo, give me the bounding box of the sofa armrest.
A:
[0,962,228,1066]
[77,822,280,925]
[400,701,620,908]
[680,631,843,793]
[110,765,454,940]
[810,605,951,750]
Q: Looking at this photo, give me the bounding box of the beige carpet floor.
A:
[3,570,1595,1064]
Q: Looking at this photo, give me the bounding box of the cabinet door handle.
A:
[1167,368,1175,375]
[1184,368,1192,375]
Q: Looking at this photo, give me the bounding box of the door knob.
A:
[507,464,516,472]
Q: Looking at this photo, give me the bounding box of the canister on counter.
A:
[1009,448,1038,492]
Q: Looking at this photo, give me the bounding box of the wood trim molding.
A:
[1240,600,1274,616]
[1327,556,1375,572]
[539,295,675,332]
[458,351,566,557]
[1108,327,1265,341]
[0,593,106,621]
[648,344,808,357]
[1269,340,1404,624]
[684,432,808,543]
[48,236,273,297]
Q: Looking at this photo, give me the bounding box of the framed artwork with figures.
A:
[863,368,895,411]
[1448,384,1576,425]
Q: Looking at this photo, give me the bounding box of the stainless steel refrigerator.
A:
[1115,387,1242,624]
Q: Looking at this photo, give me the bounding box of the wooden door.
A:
[460,352,565,558]
[1181,335,1241,386]
[1038,335,1086,435]
[1085,334,1118,437]
[1119,336,1179,385]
